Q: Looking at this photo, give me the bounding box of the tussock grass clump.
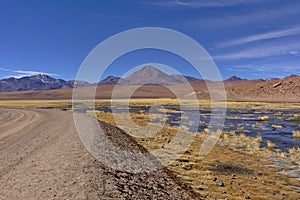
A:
[267,140,276,149]
[293,114,300,118]
[258,115,270,121]
[252,122,264,130]
[292,131,300,139]
[288,147,300,163]
[237,124,244,132]
[219,131,263,153]
[277,151,287,159]
[271,124,283,129]
[274,112,282,117]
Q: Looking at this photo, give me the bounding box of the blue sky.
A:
[0,0,299,81]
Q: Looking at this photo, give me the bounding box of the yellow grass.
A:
[271,124,283,129]
[292,131,300,139]
[95,110,300,199]
[289,147,300,163]
[0,100,72,109]
[267,140,277,149]
[1,99,300,199]
[258,115,270,121]
[1,99,300,110]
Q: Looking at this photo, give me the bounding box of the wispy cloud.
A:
[147,0,264,8]
[289,50,300,56]
[213,40,300,60]
[13,70,59,77]
[217,26,300,48]
[226,65,300,78]
[0,67,10,72]
[0,68,59,79]
[189,4,300,28]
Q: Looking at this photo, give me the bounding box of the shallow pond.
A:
[75,105,300,151]
[74,104,300,188]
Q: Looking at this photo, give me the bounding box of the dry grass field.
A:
[94,110,300,199]
[1,99,300,199]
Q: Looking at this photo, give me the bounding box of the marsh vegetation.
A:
[1,99,300,199]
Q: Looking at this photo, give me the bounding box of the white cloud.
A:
[289,50,300,56]
[13,70,59,77]
[147,0,265,8]
[0,67,10,72]
[217,26,300,48]
[189,4,300,28]
[226,65,300,78]
[0,67,59,79]
[213,40,300,60]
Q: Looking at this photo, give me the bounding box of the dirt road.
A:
[0,109,198,199]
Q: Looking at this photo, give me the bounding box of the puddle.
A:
[76,105,300,187]
[78,105,300,151]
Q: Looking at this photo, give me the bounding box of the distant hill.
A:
[0,74,91,92]
[116,66,198,85]
[223,74,299,83]
[170,74,199,83]
[98,76,127,85]
[224,76,245,82]
[0,67,299,102]
[68,80,91,88]
[97,66,199,86]
[0,67,200,92]
[284,74,298,79]
[253,79,265,82]
[226,76,300,102]
[265,77,280,82]
[1,75,298,102]
[120,66,184,85]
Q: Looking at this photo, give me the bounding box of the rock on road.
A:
[0,109,199,199]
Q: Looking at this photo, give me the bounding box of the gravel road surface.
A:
[0,109,199,199]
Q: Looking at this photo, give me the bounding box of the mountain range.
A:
[99,66,199,85]
[0,66,298,92]
[0,74,90,92]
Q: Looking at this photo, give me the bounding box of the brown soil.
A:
[0,109,199,199]
[226,76,300,102]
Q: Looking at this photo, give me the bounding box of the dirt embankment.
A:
[226,76,300,102]
[0,109,199,199]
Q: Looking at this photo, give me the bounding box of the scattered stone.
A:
[183,165,193,170]
[231,174,236,179]
[273,82,282,88]
[178,159,189,163]
[217,181,225,187]
[184,150,192,155]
